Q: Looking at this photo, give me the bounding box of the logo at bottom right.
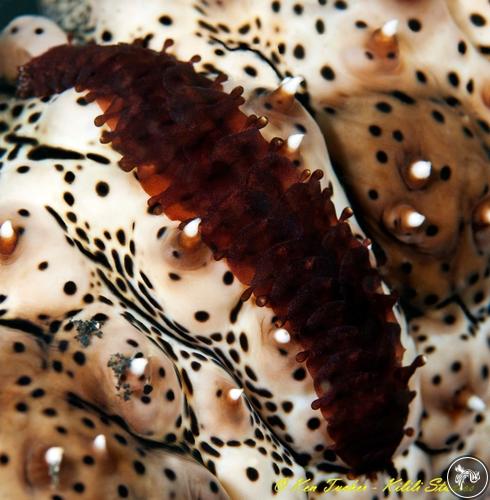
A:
[447,456,489,499]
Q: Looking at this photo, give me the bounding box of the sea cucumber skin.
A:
[18,43,422,475]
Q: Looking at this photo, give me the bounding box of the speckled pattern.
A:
[0,0,489,499]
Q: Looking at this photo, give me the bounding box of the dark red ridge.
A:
[18,43,422,474]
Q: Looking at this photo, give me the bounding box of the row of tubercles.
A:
[360,20,490,250]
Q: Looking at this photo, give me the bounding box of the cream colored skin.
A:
[0,83,423,498]
[83,0,487,468]
[61,0,490,120]
[0,88,308,498]
[0,324,230,500]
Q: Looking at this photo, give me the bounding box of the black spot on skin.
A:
[133,460,146,475]
[443,315,455,326]
[293,44,305,59]
[376,102,392,113]
[52,361,63,373]
[116,229,126,245]
[63,281,77,295]
[445,96,461,107]
[94,238,106,250]
[194,311,210,322]
[451,361,462,372]
[113,434,128,446]
[16,402,28,412]
[230,300,242,323]
[66,212,77,223]
[223,271,234,285]
[293,4,303,15]
[320,65,335,81]
[334,0,347,9]
[31,388,45,398]
[391,90,415,105]
[64,171,75,184]
[13,342,25,353]
[76,227,89,242]
[101,31,113,42]
[87,153,111,164]
[73,351,86,365]
[392,130,404,142]
[376,150,388,164]
[82,417,94,429]
[246,467,259,481]
[425,225,438,237]
[28,112,41,123]
[96,181,110,197]
[447,72,459,88]
[11,105,24,118]
[407,18,422,32]
[368,125,381,137]
[238,25,250,35]
[16,376,31,386]
[416,70,427,84]
[470,13,486,27]
[201,442,220,457]
[118,485,129,497]
[82,455,94,465]
[244,66,257,77]
[63,192,75,206]
[239,333,249,352]
[368,189,378,200]
[432,110,445,123]
[440,166,451,180]
[293,367,306,380]
[159,15,173,26]
[28,146,84,161]
[164,468,176,480]
[307,417,321,430]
